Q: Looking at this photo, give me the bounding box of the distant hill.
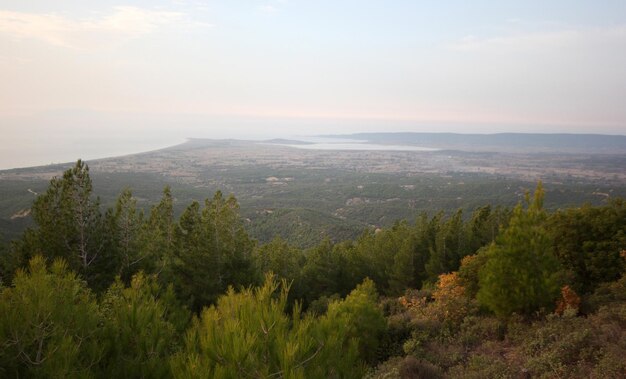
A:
[325,132,626,154]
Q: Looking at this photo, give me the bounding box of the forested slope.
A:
[0,160,624,378]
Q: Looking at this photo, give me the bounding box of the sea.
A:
[0,132,440,171]
[0,134,185,171]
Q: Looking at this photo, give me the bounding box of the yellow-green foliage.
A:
[477,183,562,317]
[0,256,102,378]
[323,278,387,364]
[457,251,489,299]
[171,274,381,378]
[100,273,178,378]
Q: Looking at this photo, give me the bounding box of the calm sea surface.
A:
[0,134,185,170]
[0,134,438,171]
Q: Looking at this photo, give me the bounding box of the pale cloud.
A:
[440,25,626,129]
[449,25,626,52]
[0,6,208,50]
[259,5,278,13]
[259,0,288,14]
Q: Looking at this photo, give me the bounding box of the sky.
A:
[0,1,625,167]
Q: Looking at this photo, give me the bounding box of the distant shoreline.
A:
[0,138,189,172]
[3,131,626,172]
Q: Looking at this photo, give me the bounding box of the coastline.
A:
[0,138,189,172]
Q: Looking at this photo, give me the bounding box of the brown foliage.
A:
[430,272,470,325]
[555,285,581,316]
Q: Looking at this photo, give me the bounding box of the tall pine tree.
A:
[477,182,562,317]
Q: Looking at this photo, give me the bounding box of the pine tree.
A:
[301,238,344,304]
[104,188,145,284]
[170,191,256,311]
[477,182,562,317]
[253,236,304,301]
[0,256,102,378]
[18,160,109,289]
[549,198,626,293]
[426,209,465,280]
[388,221,418,293]
[205,191,256,292]
[170,274,368,378]
[99,273,176,378]
[171,200,218,310]
[140,186,176,279]
[322,278,386,365]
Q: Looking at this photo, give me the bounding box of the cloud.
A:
[259,5,278,13]
[448,25,626,53]
[0,6,208,50]
[259,0,288,14]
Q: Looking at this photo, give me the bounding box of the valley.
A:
[1,136,624,247]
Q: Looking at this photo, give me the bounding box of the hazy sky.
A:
[1,1,626,167]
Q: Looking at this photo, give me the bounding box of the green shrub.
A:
[458,316,505,348]
[398,356,443,379]
[378,312,413,362]
[520,315,597,378]
[448,354,512,379]
[583,275,626,313]
[365,356,403,379]
[591,348,626,379]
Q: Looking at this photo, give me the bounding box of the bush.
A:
[555,285,581,316]
[583,274,626,313]
[448,353,512,379]
[430,272,472,327]
[458,316,505,348]
[365,356,402,379]
[591,348,626,379]
[520,315,597,378]
[398,356,443,379]
[380,295,409,316]
[378,312,413,362]
[306,293,341,315]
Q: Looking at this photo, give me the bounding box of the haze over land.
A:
[1,0,624,263]
[2,2,626,378]
[2,134,625,247]
[1,1,626,169]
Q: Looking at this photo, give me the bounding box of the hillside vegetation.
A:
[2,142,625,249]
[0,160,625,378]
